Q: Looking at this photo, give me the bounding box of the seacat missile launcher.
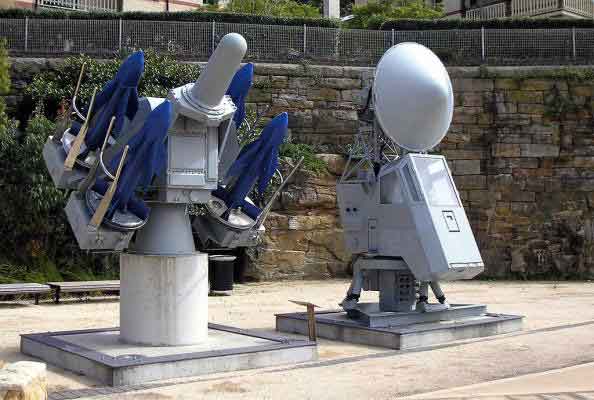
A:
[42,34,298,253]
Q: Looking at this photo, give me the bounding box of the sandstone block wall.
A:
[6,59,594,280]
[246,63,594,280]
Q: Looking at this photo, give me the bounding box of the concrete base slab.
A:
[276,308,522,350]
[351,303,487,328]
[21,324,317,386]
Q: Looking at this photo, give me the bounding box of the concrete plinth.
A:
[120,253,208,346]
[21,326,317,386]
[276,306,523,350]
[351,303,487,328]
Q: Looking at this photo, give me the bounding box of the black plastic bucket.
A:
[209,255,236,293]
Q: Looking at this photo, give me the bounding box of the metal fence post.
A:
[118,18,123,53]
[24,17,29,53]
[391,29,395,46]
[571,27,577,58]
[481,26,485,62]
[303,24,307,56]
[335,27,340,62]
[211,20,216,55]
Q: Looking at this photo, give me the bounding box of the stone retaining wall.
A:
[6,59,594,280]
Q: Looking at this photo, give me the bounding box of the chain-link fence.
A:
[3,17,594,65]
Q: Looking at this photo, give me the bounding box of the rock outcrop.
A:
[0,361,47,400]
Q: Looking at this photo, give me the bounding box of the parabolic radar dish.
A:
[373,42,454,152]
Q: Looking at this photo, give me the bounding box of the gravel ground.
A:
[1,279,594,399]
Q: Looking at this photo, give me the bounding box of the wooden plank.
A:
[0,284,51,294]
[0,284,51,305]
[47,281,120,303]
[53,288,120,294]
[0,289,51,294]
[47,285,120,290]
[46,281,120,294]
[47,281,119,287]
[0,283,50,289]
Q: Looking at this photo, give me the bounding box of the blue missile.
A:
[226,63,254,129]
[92,99,172,220]
[214,112,288,219]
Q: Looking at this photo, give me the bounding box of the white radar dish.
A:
[373,42,454,152]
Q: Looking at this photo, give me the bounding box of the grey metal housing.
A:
[337,153,484,282]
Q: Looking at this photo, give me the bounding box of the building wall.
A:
[443,0,464,16]
[1,0,35,9]
[6,59,594,280]
[4,0,202,12]
[121,0,203,12]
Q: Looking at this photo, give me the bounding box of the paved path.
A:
[1,280,594,399]
[405,362,594,399]
[48,362,594,400]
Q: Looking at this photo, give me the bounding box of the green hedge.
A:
[378,17,594,30]
[0,8,339,27]
[4,9,590,30]
[26,51,201,120]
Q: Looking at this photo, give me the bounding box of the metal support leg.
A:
[340,261,364,311]
[430,281,447,304]
[54,288,60,304]
[416,281,429,312]
[34,294,39,305]
[418,281,429,303]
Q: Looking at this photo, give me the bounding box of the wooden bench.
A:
[0,283,51,305]
[47,281,120,304]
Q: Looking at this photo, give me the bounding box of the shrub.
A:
[346,0,443,30]
[223,0,322,18]
[0,114,117,283]
[378,17,594,31]
[237,109,327,175]
[25,50,201,120]
[280,142,327,174]
[0,39,9,136]
[0,8,339,28]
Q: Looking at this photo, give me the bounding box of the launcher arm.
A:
[64,87,97,171]
[88,145,129,229]
[53,62,86,143]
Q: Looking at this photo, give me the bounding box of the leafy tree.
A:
[0,39,9,136]
[346,0,443,29]
[223,0,321,18]
[0,113,116,283]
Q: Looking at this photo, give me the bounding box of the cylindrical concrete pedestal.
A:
[120,252,208,346]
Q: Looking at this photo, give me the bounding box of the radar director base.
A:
[276,305,522,350]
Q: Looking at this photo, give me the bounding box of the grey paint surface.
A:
[276,310,522,349]
[21,325,317,386]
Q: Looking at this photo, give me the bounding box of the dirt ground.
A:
[2,279,594,399]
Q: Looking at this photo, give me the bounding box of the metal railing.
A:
[39,0,119,12]
[469,0,594,18]
[467,2,507,19]
[562,0,594,17]
[3,17,594,65]
[512,0,558,15]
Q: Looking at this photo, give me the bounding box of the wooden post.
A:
[290,300,319,342]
